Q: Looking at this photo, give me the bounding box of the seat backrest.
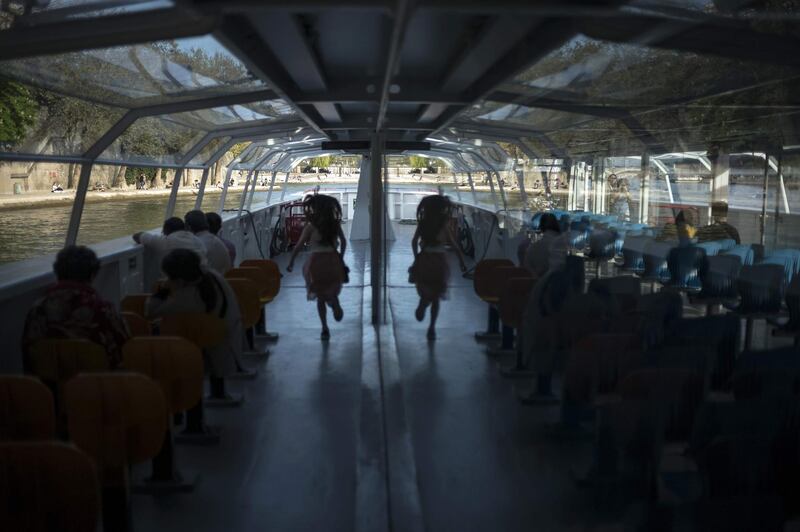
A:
[120,294,150,317]
[0,376,55,441]
[160,313,226,350]
[223,278,262,329]
[701,436,778,498]
[667,245,707,289]
[225,267,270,296]
[122,337,204,415]
[723,244,754,266]
[619,368,704,440]
[64,373,167,468]
[737,264,786,313]
[588,276,641,311]
[588,229,617,258]
[121,311,151,337]
[27,339,109,385]
[700,254,742,298]
[642,241,672,281]
[473,259,514,300]
[498,276,536,328]
[0,442,99,532]
[239,259,281,299]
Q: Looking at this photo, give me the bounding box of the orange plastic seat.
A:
[0,376,56,441]
[473,259,514,304]
[225,278,262,329]
[122,337,204,416]
[27,338,110,394]
[498,273,536,330]
[0,442,99,532]
[225,266,272,305]
[239,259,281,304]
[121,311,151,337]
[160,313,226,350]
[121,294,150,317]
[64,372,167,530]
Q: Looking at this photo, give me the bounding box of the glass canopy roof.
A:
[0,35,264,108]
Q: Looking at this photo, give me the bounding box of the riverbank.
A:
[0,176,520,212]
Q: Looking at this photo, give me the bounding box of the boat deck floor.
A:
[132,223,789,532]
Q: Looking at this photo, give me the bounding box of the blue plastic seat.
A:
[698,254,742,299]
[722,245,754,266]
[667,245,707,291]
[717,239,736,252]
[641,240,672,284]
[620,235,650,274]
[761,254,794,285]
[696,241,722,257]
[736,264,786,315]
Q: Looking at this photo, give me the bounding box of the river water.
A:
[0,179,796,265]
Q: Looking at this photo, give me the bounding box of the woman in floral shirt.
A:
[22,245,130,368]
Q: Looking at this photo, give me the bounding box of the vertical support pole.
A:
[774,152,783,246]
[194,167,211,209]
[165,167,184,219]
[237,168,255,218]
[65,162,94,245]
[266,170,278,205]
[246,169,259,212]
[494,170,508,211]
[760,151,770,247]
[370,132,384,325]
[563,158,573,211]
[638,153,651,225]
[583,161,591,212]
[773,153,790,215]
[711,148,730,222]
[218,165,236,214]
[280,172,290,201]
[451,172,462,202]
[467,171,478,205]
[486,171,499,211]
[516,167,527,211]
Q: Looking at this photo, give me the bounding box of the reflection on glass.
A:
[0,78,125,155]
[0,35,264,108]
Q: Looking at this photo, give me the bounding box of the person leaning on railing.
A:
[21,245,130,369]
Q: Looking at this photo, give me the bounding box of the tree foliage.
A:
[0,79,38,149]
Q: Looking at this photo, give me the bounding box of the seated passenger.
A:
[206,212,236,265]
[658,209,697,246]
[286,194,347,340]
[133,217,208,267]
[696,202,741,244]
[184,210,232,275]
[22,245,129,368]
[146,249,242,396]
[523,212,568,278]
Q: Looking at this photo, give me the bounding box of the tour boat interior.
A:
[3,1,800,531]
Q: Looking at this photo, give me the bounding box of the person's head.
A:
[675,210,686,225]
[711,201,728,223]
[184,210,209,233]
[161,249,216,312]
[539,212,560,234]
[416,195,452,245]
[206,212,223,235]
[53,245,100,283]
[303,194,342,246]
[162,217,185,236]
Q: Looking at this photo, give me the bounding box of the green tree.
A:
[0,78,38,149]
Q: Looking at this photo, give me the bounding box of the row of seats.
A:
[470,256,800,530]
[2,259,283,531]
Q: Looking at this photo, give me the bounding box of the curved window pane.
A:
[0,36,264,108]
[0,78,125,156]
